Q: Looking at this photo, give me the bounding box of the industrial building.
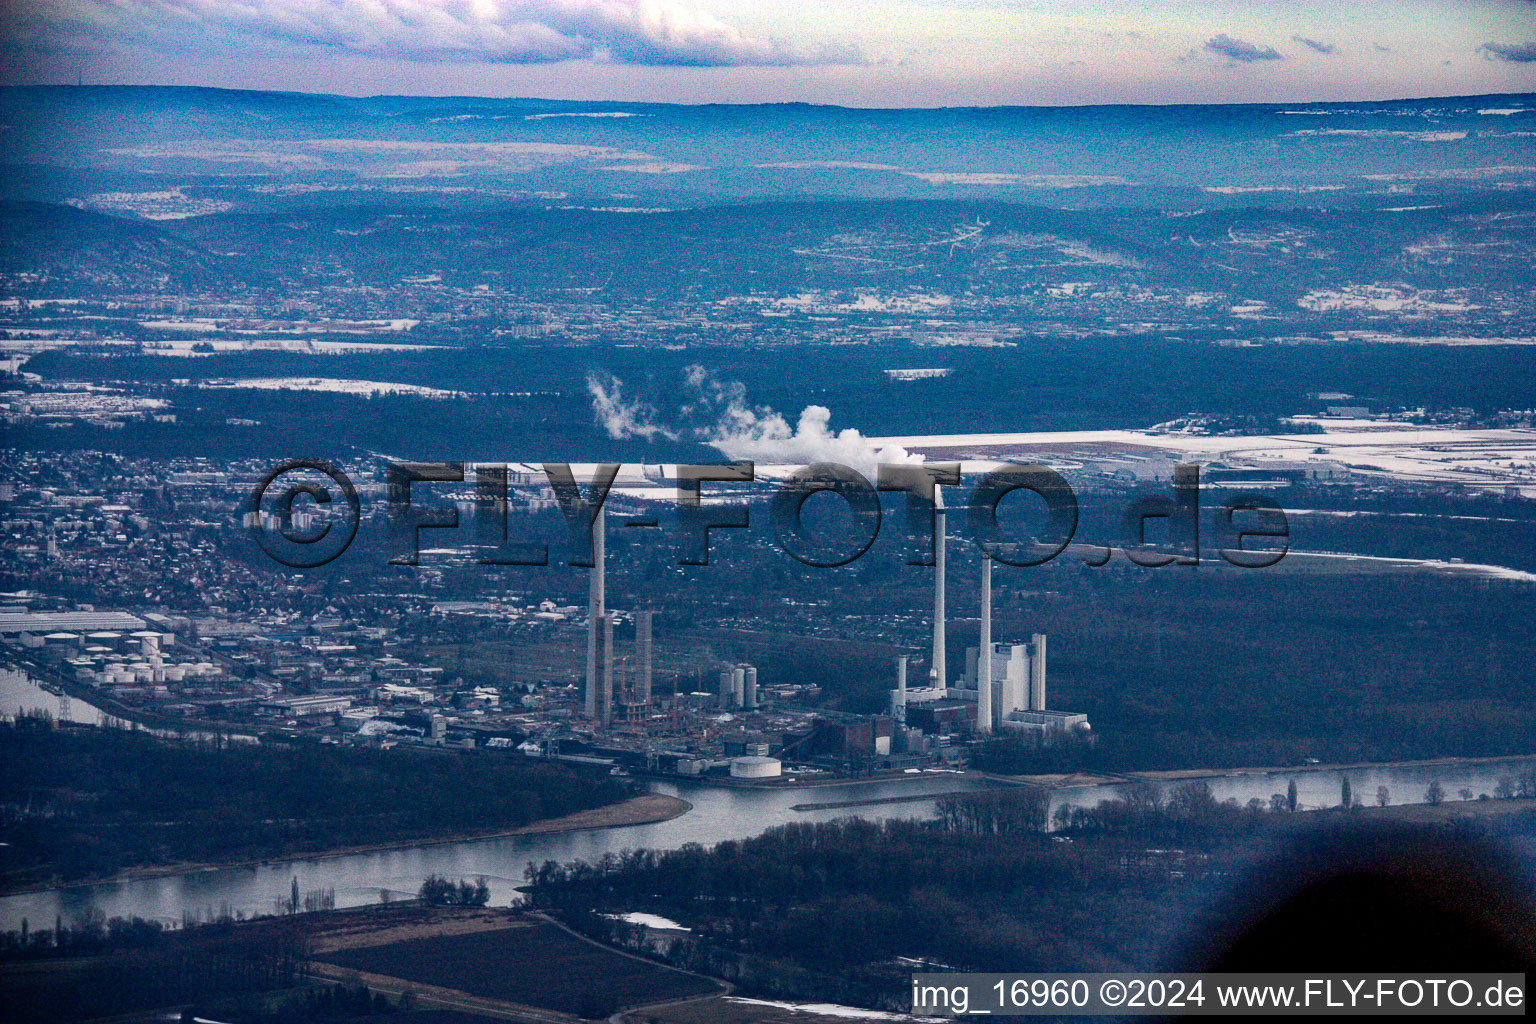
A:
[717,662,759,710]
[729,755,783,779]
[891,512,1090,745]
[583,508,665,728]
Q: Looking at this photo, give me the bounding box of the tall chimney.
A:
[585,505,606,720]
[600,613,615,728]
[977,553,992,735]
[893,654,909,721]
[1030,632,1047,711]
[932,496,947,692]
[636,608,653,706]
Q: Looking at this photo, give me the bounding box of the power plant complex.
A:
[890,504,1089,741]
[573,496,1089,784]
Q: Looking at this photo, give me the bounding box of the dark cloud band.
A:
[1205,33,1284,63]
[7,0,864,68]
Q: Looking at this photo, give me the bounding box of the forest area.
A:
[0,715,630,890]
[524,785,1536,1011]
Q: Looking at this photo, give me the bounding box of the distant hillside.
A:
[1,85,1532,211]
[3,195,1532,305]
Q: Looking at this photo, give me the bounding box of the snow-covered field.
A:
[864,423,1536,494]
[728,997,945,1022]
[199,377,461,398]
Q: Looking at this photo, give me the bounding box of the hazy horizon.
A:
[3,1,1534,107]
[7,80,1536,110]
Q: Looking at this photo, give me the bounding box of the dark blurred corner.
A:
[1177,822,1536,971]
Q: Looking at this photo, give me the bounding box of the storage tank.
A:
[729,755,782,780]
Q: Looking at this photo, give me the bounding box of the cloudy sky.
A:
[2,0,1534,105]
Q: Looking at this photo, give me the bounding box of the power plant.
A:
[568,485,1085,784]
[893,538,1090,742]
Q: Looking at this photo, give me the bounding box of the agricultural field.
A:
[318,917,720,1019]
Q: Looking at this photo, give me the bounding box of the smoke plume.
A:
[587,366,922,474]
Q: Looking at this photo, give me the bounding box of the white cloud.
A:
[587,373,678,441]
[589,366,921,474]
[24,0,862,67]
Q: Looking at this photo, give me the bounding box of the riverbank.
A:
[661,768,973,791]
[1330,795,1536,823]
[1126,753,1536,782]
[981,753,1536,791]
[0,792,692,899]
[790,791,970,812]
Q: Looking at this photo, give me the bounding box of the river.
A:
[3,666,1534,932]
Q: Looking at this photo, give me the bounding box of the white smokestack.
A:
[585,505,606,720]
[932,494,947,693]
[636,608,653,706]
[977,553,992,735]
[1031,633,1047,711]
[600,612,615,728]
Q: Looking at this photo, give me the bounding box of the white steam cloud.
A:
[587,373,677,440]
[589,366,922,475]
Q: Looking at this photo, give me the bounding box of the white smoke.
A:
[589,366,922,475]
[586,373,677,441]
[707,402,922,475]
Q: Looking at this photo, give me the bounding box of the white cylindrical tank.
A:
[731,666,745,708]
[729,755,782,779]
